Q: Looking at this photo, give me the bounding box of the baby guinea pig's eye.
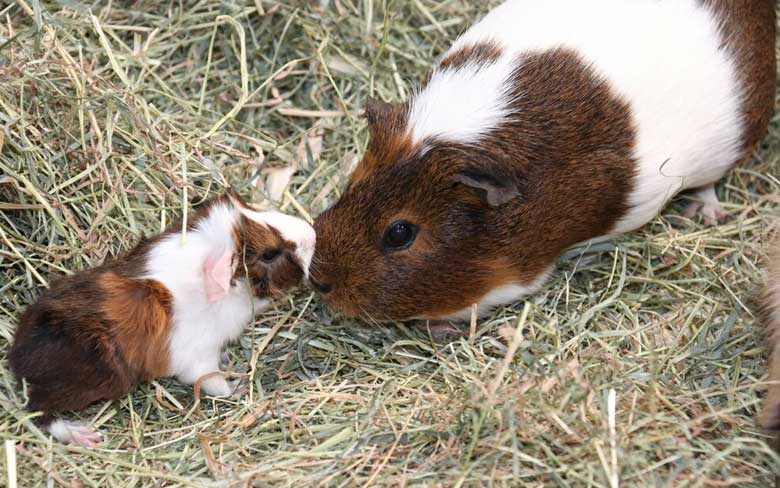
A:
[260,248,283,263]
[382,221,417,251]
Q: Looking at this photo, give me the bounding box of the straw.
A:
[1,1,779,485]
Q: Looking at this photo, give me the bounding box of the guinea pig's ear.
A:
[455,167,521,207]
[363,97,408,139]
[203,246,233,303]
[365,97,389,127]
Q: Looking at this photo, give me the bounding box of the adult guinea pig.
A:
[310,0,776,321]
[9,191,315,446]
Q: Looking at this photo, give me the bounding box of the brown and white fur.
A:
[760,236,780,434]
[9,191,315,447]
[311,0,776,322]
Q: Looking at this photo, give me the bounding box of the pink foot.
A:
[682,185,726,225]
[48,420,102,448]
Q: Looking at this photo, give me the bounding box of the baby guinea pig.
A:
[759,235,780,434]
[310,0,776,321]
[9,191,315,447]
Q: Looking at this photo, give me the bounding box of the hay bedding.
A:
[0,1,778,486]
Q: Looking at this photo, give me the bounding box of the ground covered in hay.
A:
[0,1,779,486]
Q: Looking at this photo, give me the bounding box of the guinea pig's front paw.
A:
[199,376,236,397]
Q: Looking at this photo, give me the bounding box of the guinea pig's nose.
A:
[310,277,332,294]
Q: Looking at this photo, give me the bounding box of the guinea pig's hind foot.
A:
[47,419,102,448]
[415,320,468,342]
[682,185,726,226]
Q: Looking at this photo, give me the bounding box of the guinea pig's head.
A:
[198,192,315,304]
[310,100,532,321]
[234,208,316,299]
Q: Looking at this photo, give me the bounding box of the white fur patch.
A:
[407,54,517,145]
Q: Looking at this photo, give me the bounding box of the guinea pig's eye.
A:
[382,221,417,251]
[260,248,283,263]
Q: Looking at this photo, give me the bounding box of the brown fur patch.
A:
[439,41,503,72]
[700,0,776,153]
[9,269,139,417]
[484,47,637,282]
[759,236,780,432]
[100,272,173,380]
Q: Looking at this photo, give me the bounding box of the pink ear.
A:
[203,247,233,303]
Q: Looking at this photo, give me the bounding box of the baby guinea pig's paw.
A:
[199,376,236,397]
[199,375,247,398]
[228,377,248,398]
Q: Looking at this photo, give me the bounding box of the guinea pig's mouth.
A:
[250,280,301,300]
[245,269,305,300]
[246,276,270,298]
[307,275,332,295]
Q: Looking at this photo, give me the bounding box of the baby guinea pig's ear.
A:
[203,245,234,303]
[455,165,522,207]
